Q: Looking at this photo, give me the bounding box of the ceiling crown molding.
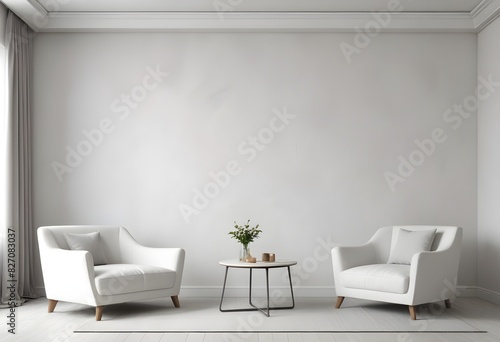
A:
[35,12,476,33]
[472,0,500,30]
[1,0,500,33]
[1,0,48,31]
[471,0,493,17]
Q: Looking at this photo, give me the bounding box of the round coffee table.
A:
[219,259,297,317]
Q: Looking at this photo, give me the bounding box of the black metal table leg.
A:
[266,268,270,315]
[249,267,271,316]
[287,266,295,309]
[220,266,260,313]
[248,268,253,305]
[219,266,229,312]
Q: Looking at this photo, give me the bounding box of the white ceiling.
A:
[2,0,500,32]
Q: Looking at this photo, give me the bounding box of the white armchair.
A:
[331,226,462,320]
[38,225,185,321]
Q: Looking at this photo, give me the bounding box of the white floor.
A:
[1,297,499,342]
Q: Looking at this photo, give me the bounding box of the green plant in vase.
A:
[229,220,262,261]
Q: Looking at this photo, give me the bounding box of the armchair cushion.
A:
[64,231,108,265]
[388,228,436,264]
[342,264,410,294]
[94,264,176,295]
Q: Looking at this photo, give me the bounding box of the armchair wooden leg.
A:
[444,299,451,309]
[171,295,180,308]
[335,296,345,309]
[409,305,417,320]
[48,300,58,313]
[95,306,103,321]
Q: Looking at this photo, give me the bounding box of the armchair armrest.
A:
[332,243,376,272]
[408,246,461,305]
[118,228,185,270]
[40,248,98,306]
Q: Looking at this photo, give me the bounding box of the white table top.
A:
[219,259,297,268]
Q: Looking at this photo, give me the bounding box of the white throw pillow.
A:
[64,232,108,265]
[388,228,436,265]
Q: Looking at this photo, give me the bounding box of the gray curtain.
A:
[1,11,38,306]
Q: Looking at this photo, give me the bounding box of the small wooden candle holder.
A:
[262,253,270,262]
[246,256,257,263]
[269,253,275,262]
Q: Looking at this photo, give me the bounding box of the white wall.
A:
[32,32,478,295]
[478,17,500,302]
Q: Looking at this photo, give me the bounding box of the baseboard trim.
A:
[455,285,478,298]
[477,287,500,305]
